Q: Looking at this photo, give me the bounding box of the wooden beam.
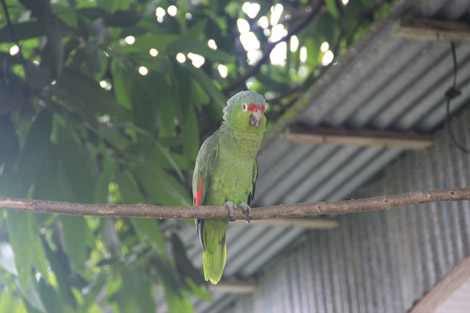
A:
[208,281,257,294]
[156,280,257,294]
[234,217,338,229]
[393,18,470,42]
[410,257,470,313]
[281,127,435,150]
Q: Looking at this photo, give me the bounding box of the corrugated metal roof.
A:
[160,0,470,311]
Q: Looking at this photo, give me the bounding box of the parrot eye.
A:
[242,104,248,111]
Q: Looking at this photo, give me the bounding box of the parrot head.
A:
[223,91,266,130]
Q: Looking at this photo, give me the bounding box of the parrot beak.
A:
[249,107,263,127]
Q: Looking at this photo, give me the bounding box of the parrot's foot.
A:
[238,203,252,223]
[224,201,236,221]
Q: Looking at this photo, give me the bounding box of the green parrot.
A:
[192,91,266,284]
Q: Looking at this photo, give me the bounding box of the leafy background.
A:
[0,0,391,311]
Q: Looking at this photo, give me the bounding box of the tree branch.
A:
[1,187,469,220]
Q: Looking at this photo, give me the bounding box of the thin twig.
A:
[1,187,469,220]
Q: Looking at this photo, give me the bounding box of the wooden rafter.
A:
[234,217,338,229]
[393,18,470,42]
[410,257,470,313]
[281,127,435,150]
[208,281,257,294]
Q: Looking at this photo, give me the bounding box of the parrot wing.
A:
[192,132,219,247]
[192,132,219,206]
[247,159,258,205]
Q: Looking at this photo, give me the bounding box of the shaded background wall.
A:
[219,106,470,313]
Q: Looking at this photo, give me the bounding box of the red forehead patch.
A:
[247,103,265,113]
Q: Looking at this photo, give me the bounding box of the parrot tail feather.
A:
[202,235,226,285]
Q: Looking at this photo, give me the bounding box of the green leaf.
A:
[166,21,230,62]
[148,146,191,172]
[325,0,338,18]
[0,289,27,313]
[94,162,112,203]
[6,211,48,292]
[56,67,130,121]
[77,8,141,27]
[130,74,161,132]
[304,38,320,66]
[0,117,19,166]
[81,273,108,313]
[40,20,64,79]
[25,63,53,90]
[110,59,133,109]
[170,234,210,300]
[0,83,27,115]
[132,160,191,206]
[314,14,336,44]
[108,270,155,313]
[130,33,179,53]
[181,100,200,162]
[42,236,77,311]
[152,256,182,297]
[37,278,66,313]
[190,79,210,111]
[151,143,185,181]
[19,278,46,313]
[168,63,200,161]
[185,65,226,109]
[164,287,195,313]
[52,6,79,28]
[185,278,211,301]
[168,61,190,123]
[116,122,185,180]
[14,109,52,196]
[115,170,146,204]
[59,215,92,270]
[130,218,166,257]
[0,22,45,42]
[101,218,121,258]
[154,75,177,138]
[96,123,130,151]
[33,146,74,202]
[56,125,95,202]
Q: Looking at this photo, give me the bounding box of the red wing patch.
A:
[195,177,204,206]
[248,103,265,113]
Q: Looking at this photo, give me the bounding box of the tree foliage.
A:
[0,0,391,311]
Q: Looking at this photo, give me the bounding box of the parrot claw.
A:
[238,203,252,223]
[224,201,236,221]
